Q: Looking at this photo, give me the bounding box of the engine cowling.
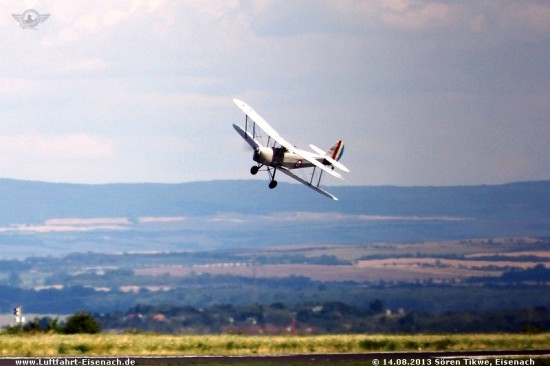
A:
[253,147,273,165]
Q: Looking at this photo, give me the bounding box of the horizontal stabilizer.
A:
[299,149,344,180]
[309,144,350,173]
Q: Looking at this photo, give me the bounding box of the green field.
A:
[0,333,548,357]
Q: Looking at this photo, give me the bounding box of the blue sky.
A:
[1,0,549,186]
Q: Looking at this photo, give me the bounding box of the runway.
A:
[131,350,550,364]
[1,350,549,365]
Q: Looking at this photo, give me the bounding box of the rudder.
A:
[327,140,345,161]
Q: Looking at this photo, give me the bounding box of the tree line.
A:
[93,302,550,334]
[5,311,100,334]
[2,271,550,315]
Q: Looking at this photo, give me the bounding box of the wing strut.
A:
[316,169,323,187]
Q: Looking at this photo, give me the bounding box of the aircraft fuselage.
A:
[253,146,323,170]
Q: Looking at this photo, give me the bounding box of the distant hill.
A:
[0,179,548,258]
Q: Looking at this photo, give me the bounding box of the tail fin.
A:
[327,140,345,161]
[309,140,349,173]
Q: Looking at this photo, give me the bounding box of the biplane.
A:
[232,99,349,200]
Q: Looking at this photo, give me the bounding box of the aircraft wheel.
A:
[250,166,259,175]
[269,180,278,189]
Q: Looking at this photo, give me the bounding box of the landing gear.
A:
[249,164,278,189]
[268,167,278,189]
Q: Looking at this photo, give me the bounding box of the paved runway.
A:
[1,350,549,365]
[132,350,550,364]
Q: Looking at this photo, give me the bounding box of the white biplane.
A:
[232,99,349,200]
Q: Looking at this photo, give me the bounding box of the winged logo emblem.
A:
[12,9,50,30]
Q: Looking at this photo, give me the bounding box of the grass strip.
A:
[0,333,548,357]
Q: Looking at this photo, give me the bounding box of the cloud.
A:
[376,0,459,30]
[208,214,248,224]
[0,216,131,233]
[0,134,114,159]
[0,77,34,97]
[254,212,468,224]
[39,1,169,44]
[62,58,107,72]
[139,216,187,224]
[0,0,548,186]
[45,217,131,226]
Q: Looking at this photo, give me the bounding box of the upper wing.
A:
[279,167,338,200]
[233,99,343,180]
[233,98,294,148]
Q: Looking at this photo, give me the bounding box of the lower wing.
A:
[233,123,262,149]
[279,167,338,200]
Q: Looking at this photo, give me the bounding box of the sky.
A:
[0,0,549,187]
